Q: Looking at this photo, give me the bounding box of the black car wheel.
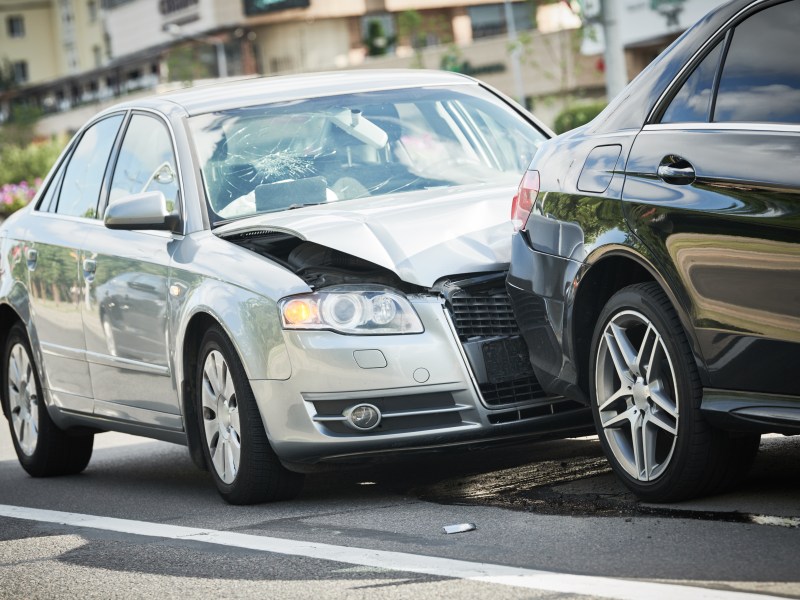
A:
[3,323,93,476]
[196,325,304,504]
[590,282,758,502]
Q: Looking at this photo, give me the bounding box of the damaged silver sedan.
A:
[0,71,592,504]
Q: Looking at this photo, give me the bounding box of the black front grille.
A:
[480,376,548,406]
[449,289,519,341]
[441,276,552,409]
[487,398,589,425]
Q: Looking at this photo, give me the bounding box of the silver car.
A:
[0,70,591,504]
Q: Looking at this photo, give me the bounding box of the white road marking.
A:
[750,515,800,528]
[0,504,779,600]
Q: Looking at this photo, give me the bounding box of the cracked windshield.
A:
[189,86,546,224]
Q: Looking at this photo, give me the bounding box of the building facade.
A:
[2,0,592,128]
[0,0,106,87]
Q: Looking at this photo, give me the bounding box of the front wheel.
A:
[196,325,304,504]
[590,283,758,502]
[3,323,93,476]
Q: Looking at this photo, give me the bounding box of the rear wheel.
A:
[196,325,304,504]
[590,283,758,502]
[3,323,93,476]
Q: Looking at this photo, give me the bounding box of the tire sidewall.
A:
[589,285,701,499]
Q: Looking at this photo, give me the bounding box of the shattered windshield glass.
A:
[188,85,546,224]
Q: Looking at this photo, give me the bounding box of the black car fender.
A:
[576,239,712,389]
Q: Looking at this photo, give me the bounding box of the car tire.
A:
[589,282,758,502]
[196,325,304,504]
[2,323,93,477]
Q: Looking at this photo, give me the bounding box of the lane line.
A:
[0,504,779,600]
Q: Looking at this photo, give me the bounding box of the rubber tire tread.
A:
[590,282,757,502]
[2,323,93,477]
[197,325,304,505]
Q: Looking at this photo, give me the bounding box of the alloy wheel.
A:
[201,349,241,484]
[595,309,679,482]
[7,342,40,456]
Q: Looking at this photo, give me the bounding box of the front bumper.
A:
[252,294,592,465]
[506,232,587,404]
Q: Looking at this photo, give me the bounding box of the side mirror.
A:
[104,191,181,233]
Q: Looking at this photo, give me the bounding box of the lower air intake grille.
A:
[442,274,551,408]
[479,376,548,406]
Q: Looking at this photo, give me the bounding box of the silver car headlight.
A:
[279,287,424,335]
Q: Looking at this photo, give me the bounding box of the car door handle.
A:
[26,248,38,270]
[657,156,695,185]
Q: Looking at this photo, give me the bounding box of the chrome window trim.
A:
[643,122,800,133]
[647,0,773,125]
[30,209,106,226]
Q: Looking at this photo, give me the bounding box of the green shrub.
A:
[0,136,66,187]
[553,101,607,134]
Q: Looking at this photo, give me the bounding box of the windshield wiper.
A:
[284,202,328,211]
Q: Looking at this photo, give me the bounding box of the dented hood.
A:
[215,183,516,287]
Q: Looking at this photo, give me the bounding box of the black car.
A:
[507,0,800,502]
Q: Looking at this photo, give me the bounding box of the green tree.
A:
[364,19,394,56]
[0,59,17,92]
[553,101,606,133]
[166,46,211,86]
[516,0,598,115]
[0,135,65,186]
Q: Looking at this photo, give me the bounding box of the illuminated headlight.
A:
[279,287,423,334]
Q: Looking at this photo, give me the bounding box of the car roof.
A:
[105,69,479,118]
[590,0,761,134]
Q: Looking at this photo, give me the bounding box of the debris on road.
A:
[442,523,477,534]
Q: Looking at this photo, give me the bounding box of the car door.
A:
[26,114,125,413]
[622,0,800,396]
[81,111,183,427]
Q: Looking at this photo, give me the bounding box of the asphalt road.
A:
[0,427,798,599]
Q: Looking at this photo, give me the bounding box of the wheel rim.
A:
[7,342,39,456]
[595,310,679,482]
[201,349,241,484]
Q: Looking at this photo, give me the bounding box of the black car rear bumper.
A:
[506,233,588,405]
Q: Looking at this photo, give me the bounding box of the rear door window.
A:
[55,114,124,218]
[714,0,800,123]
[661,42,723,124]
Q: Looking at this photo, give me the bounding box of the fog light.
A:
[344,404,381,431]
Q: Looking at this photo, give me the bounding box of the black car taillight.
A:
[511,170,539,232]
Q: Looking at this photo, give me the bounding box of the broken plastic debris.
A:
[442,523,477,534]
